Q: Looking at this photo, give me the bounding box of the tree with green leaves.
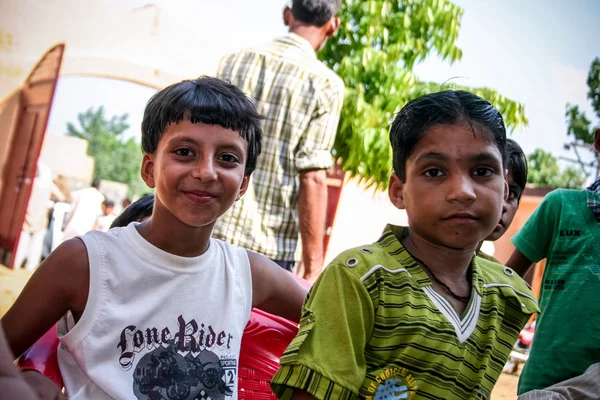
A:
[319,0,528,189]
[563,57,600,179]
[527,149,586,189]
[67,106,146,196]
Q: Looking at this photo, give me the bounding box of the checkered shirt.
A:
[587,176,600,224]
[212,33,345,261]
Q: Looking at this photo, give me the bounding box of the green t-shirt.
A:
[271,225,538,400]
[512,189,600,394]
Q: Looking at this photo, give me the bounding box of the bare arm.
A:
[1,238,89,357]
[297,169,328,283]
[506,248,535,278]
[248,251,307,323]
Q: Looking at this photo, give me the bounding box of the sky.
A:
[46,0,600,177]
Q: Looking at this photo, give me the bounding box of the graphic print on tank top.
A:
[117,315,237,400]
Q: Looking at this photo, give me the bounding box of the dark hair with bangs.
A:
[141,76,263,175]
[506,138,527,202]
[390,90,507,182]
[291,0,341,27]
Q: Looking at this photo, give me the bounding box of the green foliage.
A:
[527,149,586,189]
[67,106,146,196]
[564,57,600,178]
[320,0,528,189]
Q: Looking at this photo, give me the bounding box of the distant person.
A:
[110,194,154,228]
[61,178,105,241]
[213,0,345,282]
[93,200,116,232]
[121,197,132,209]
[507,128,600,395]
[14,161,53,270]
[42,175,73,259]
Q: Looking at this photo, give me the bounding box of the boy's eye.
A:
[424,168,445,178]
[473,167,494,177]
[219,154,240,163]
[174,148,194,157]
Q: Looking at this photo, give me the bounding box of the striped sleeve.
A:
[270,263,374,399]
[518,363,600,400]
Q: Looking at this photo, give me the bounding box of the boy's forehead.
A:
[162,121,248,146]
[409,124,502,162]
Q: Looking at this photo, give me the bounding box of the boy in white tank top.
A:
[2,77,308,400]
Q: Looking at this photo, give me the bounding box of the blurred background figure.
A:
[61,178,104,241]
[93,199,116,232]
[13,161,53,270]
[110,194,154,228]
[121,197,132,210]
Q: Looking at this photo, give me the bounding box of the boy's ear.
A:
[236,175,250,201]
[141,153,156,189]
[388,173,406,210]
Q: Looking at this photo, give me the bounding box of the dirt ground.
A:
[0,264,519,399]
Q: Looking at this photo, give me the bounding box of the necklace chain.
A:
[411,254,471,303]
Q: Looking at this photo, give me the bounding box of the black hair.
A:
[390,90,507,181]
[141,76,263,176]
[291,0,341,27]
[506,138,527,202]
[103,199,115,208]
[91,178,102,189]
[110,194,154,228]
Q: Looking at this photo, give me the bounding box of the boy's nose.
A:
[446,174,476,203]
[191,157,217,182]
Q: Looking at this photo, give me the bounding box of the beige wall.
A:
[39,133,94,182]
[0,89,21,199]
[325,178,408,264]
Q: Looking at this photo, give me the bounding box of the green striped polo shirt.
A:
[271,225,538,400]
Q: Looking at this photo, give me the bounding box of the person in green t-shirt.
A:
[271,90,539,400]
[507,129,600,395]
[477,138,528,263]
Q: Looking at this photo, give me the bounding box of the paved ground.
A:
[0,264,520,398]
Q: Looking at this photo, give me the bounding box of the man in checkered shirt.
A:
[213,0,345,282]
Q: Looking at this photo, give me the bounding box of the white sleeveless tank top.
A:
[57,223,253,400]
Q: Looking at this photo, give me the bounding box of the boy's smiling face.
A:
[389,123,507,250]
[141,120,249,229]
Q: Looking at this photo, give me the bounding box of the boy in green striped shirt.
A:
[271,91,538,400]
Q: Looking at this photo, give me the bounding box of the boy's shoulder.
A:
[474,256,539,313]
[544,188,587,205]
[327,241,406,282]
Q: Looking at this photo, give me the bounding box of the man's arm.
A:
[298,169,328,283]
[506,248,535,278]
[295,79,344,282]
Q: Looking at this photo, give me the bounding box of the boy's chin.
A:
[431,234,488,251]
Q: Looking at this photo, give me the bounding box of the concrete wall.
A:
[39,133,94,182]
[325,177,408,264]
